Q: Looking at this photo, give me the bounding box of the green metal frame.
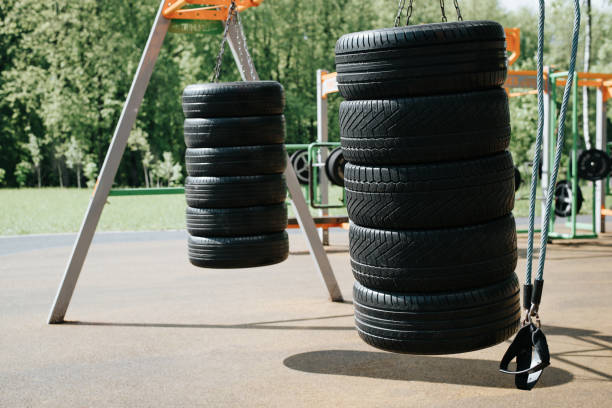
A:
[547,71,597,240]
[109,187,184,196]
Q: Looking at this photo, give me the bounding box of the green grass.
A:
[1,184,610,236]
[0,188,187,236]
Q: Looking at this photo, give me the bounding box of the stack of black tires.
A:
[182,81,289,268]
[336,21,521,354]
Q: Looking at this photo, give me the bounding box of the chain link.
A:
[439,0,447,22]
[405,0,414,25]
[212,1,237,82]
[453,0,463,21]
[394,0,406,27]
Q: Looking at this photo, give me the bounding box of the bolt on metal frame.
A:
[48,0,342,324]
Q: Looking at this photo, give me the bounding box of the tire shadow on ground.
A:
[283,349,573,388]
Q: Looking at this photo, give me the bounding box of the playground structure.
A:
[47,1,611,325]
[317,27,612,238]
[47,0,345,324]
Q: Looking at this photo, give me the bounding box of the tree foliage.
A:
[1,0,611,187]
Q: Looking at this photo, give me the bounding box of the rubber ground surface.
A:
[2,230,611,406]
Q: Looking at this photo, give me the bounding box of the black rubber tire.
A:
[184,116,285,148]
[353,274,521,355]
[188,231,289,269]
[185,145,287,177]
[345,152,515,230]
[325,148,346,187]
[185,175,286,208]
[335,21,507,100]
[182,81,285,118]
[514,167,522,191]
[186,204,287,237]
[349,215,517,293]
[339,89,510,165]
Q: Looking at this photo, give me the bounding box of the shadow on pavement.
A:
[65,313,354,331]
[283,349,574,388]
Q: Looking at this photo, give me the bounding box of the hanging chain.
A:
[394,0,415,27]
[394,0,406,27]
[405,0,414,25]
[439,0,448,22]
[453,0,463,21]
[212,1,237,82]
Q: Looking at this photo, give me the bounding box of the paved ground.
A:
[1,228,611,407]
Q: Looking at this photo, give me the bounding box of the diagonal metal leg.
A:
[227,23,343,301]
[47,1,170,323]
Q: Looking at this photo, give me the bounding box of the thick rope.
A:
[535,0,581,281]
[525,0,546,285]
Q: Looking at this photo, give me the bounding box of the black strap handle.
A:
[499,323,550,390]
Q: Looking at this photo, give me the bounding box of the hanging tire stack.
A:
[336,21,521,354]
[182,81,289,268]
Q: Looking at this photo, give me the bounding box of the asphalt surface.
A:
[1,228,611,407]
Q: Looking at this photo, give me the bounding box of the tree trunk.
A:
[57,162,63,188]
[37,166,41,188]
[144,165,149,188]
[582,0,592,149]
[77,166,81,189]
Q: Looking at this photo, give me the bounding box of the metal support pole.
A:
[47,1,170,324]
[316,69,330,246]
[596,87,607,233]
[226,22,343,301]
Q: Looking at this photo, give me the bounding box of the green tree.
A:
[15,161,32,187]
[22,134,43,187]
[65,137,85,188]
[83,158,99,188]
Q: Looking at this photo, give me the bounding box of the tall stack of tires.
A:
[182,81,289,268]
[336,21,521,354]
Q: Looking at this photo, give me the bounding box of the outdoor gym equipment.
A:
[48,0,344,324]
[182,81,289,269]
[337,0,521,355]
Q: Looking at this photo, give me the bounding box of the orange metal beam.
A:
[162,0,262,20]
[504,28,520,67]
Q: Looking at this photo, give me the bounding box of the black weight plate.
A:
[577,148,611,181]
[290,149,309,185]
[554,180,583,218]
[325,148,346,187]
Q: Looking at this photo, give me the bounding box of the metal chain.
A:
[439,0,448,22]
[212,1,237,82]
[394,0,406,27]
[453,0,463,21]
[405,0,414,25]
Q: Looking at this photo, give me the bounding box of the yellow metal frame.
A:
[162,0,262,20]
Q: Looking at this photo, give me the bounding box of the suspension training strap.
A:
[500,0,581,390]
